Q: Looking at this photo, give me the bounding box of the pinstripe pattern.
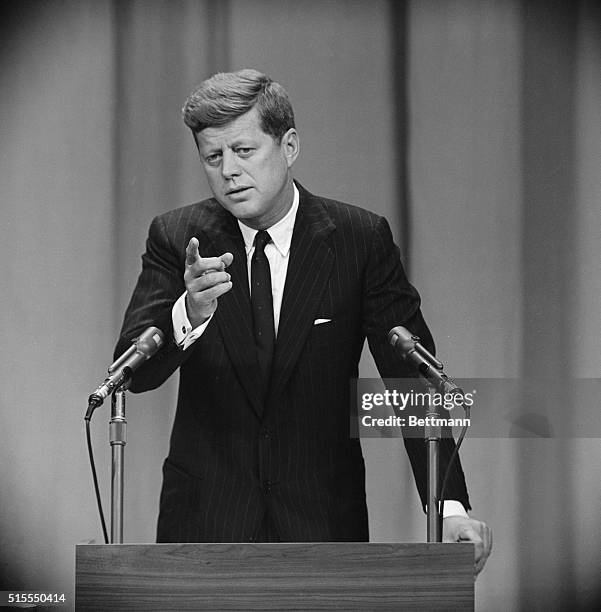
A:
[115,183,470,543]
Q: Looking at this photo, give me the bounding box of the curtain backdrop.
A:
[1,1,599,610]
[408,1,601,609]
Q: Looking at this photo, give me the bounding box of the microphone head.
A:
[388,326,419,355]
[135,326,165,358]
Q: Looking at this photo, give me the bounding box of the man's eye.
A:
[205,154,222,165]
[236,148,253,157]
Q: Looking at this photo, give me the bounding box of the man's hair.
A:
[182,69,295,142]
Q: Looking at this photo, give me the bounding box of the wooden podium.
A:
[76,542,474,610]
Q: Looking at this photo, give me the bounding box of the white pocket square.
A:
[314,318,332,325]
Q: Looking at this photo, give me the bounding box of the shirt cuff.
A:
[440,500,469,519]
[172,292,213,349]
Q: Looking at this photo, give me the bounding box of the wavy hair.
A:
[182,69,295,142]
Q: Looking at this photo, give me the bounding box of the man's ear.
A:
[281,128,299,167]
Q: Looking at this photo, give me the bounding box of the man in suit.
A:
[115,69,491,573]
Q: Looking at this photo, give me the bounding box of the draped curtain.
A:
[1,1,599,609]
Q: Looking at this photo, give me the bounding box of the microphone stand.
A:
[388,327,455,543]
[87,327,164,544]
[424,383,441,542]
[109,383,128,544]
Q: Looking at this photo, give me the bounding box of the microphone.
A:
[86,326,165,416]
[388,326,463,395]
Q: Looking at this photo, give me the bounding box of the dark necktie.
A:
[251,230,275,392]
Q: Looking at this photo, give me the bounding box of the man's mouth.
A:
[225,186,251,196]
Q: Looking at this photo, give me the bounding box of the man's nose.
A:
[221,150,241,179]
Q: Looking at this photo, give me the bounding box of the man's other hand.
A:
[184,237,233,327]
[443,515,492,576]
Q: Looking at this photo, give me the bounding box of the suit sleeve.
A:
[362,215,471,512]
[114,214,195,393]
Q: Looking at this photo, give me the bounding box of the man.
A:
[115,69,491,573]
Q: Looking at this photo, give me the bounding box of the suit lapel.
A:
[269,186,335,403]
[198,203,265,417]
[197,188,336,417]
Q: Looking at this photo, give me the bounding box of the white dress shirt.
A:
[170,182,467,519]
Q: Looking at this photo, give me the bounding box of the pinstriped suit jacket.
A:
[115,183,470,543]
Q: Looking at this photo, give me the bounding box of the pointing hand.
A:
[184,237,234,327]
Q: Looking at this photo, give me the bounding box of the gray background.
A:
[1,1,600,609]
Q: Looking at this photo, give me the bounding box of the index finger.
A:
[186,237,200,266]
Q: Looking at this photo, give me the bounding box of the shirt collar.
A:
[238,182,299,257]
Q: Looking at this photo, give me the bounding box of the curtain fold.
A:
[1,1,599,609]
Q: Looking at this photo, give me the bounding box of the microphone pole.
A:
[110,385,127,544]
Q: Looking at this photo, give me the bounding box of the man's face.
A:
[195,106,299,230]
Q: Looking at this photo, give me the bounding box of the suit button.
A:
[263,480,272,493]
[260,427,271,439]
